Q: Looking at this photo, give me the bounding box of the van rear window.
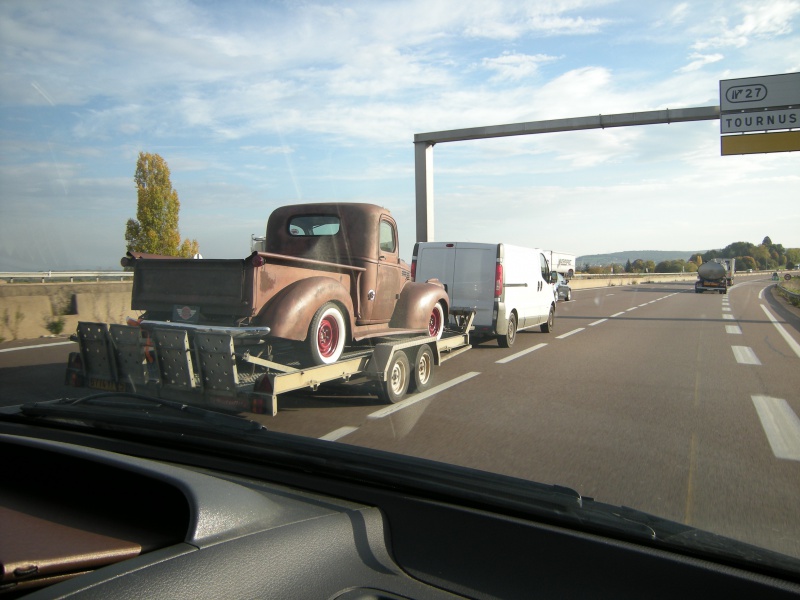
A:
[288,215,340,236]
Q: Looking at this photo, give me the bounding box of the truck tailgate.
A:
[131,259,251,315]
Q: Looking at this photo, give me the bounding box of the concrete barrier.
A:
[0,282,133,342]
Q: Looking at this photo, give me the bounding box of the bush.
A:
[46,316,66,335]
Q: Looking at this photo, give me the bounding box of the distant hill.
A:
[577,250,704,267]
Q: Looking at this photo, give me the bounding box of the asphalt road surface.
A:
[2,276,799,560]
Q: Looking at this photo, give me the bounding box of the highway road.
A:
[2,276,799,561]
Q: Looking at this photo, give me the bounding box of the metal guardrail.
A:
[777,279,800,303]
[0,271,133,283]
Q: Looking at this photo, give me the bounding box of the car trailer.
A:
[66,309,475,417]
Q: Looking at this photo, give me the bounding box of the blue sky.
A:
[1,0,799,271]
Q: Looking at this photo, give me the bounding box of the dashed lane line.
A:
[723,314,735,320]
[732,346,761,365]
[320,371,483,440]
[752,395,800,461]
[319,426,359,441]
[588,319,608,326]
[725,325,742,335]
[0,340,76,353]
[610,311,626,318]
[760,304,800,359]
[625,307,637,312]
[367,371,482,419]
[556,328,584,340]
[496,343,547,364]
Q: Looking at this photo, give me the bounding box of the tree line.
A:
[580,237,799,274]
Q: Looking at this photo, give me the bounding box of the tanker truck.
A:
[695,258,735,294]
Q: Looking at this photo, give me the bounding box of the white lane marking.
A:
[556,328,584,340]
[588,319,608,326]
[626,307,637,312]
[722,307,731,312]
[638,303,649,307]
[610,311,625,318]
[606,294,615,296]
[725,325,742,334]
[367,371,481,419]
[496,343,547,364]
[752,396,800,461]
[732,346,761,365]
[759,288,765,300]
[0,341,76,353]
[760,305,800,359]
[723,314,735,320]
[319,426,359,441]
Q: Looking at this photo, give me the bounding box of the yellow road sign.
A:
[721,130,800,155]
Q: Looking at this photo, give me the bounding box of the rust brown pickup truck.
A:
[122,202,449,365]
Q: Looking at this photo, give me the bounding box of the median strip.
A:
[760,305,800,359]
[319,426,359,441]
[732,346,761,365]
[0,340,76,353]
[496,344,547,364]
[752,395,800,461]
[556,328,584,340]
[367,371,481,418]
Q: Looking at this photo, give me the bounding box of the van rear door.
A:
[414,242,497,332]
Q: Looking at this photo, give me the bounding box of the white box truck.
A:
[549,251,576,277]
[412,242,557,348]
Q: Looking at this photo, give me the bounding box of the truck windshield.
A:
[288,215,340,236]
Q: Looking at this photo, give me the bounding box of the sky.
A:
[1,0,799,271]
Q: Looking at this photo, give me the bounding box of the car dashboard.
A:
[1,426,799,599]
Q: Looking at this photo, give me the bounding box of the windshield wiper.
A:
[10,392,267,437]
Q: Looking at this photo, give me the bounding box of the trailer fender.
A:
[390,282,449,331]
[256,277,355,342]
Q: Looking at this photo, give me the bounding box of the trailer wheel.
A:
[498,313,517,348]
[410,344,435,393]
[378,351,410,403]
[428,302,445,340]
[540,305,555,333]
[308,302,346,365]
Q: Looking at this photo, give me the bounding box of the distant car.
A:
[772,272,779,280]
[555,273,572,301]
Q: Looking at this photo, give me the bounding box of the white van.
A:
[412,242,557,347]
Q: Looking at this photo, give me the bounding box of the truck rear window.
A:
[288,215,340,236]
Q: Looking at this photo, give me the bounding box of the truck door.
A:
[372,218,404,323]
[539,252,554,318]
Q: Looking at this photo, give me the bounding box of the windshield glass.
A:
[1,0,799,578]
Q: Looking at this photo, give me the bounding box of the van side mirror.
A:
[550,271,558,284]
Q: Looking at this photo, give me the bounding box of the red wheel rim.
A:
[428,306,442,337]
[317,315,339,357]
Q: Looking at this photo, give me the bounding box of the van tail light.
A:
[251,254,265,267]
[495,263,503,297]
[411,260,417,281]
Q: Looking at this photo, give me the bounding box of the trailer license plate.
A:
[89,378,126,392]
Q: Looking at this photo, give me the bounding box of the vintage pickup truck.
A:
[120,202,449,365]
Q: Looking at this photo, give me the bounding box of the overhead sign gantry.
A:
[414,72,799,243]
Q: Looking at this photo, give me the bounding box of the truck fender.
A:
[256,277,355,342]
[390,282,449,331]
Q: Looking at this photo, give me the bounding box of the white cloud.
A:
[676,52,725,73]
[482,52,560,81]
[692,0,800,49]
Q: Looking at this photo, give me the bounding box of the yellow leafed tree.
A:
[124,152,199,257]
